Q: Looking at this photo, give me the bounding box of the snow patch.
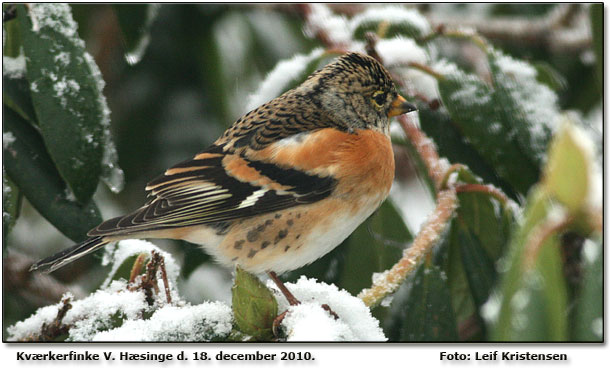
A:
[102,239,180,290]
[376,36,428,66]
[270,276,386,341]
[29,4,80,39]
[3,52,26,78]
[304,4,351,46]
[91,302,232,341]
[246,48,324,111]
[3,132,16,150]
[349,5,431,37]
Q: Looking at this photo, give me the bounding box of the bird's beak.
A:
[387,95,417,117]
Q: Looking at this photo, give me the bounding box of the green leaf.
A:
[231,266,278,341]
[2,6,22,57]
[385,260,458,341]
[443,223,478,337]
[438,174,513,340]
[17,4,105,203]
[418,104,518,200]
[533,61,567,92]
[112,4,159,65]
[339,199,412,295]
[3,76,37,125]
[2,172,22,247]
[543,121,590,213]
[573,235,602,341]
[491,188,568,341]
[180,242,212,279]
[456,221,498,310]
[437,72,538,195]
[3,106,102,242]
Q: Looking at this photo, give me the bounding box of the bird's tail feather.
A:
[29,236,109,273]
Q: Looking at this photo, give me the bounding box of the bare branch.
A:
[425,4,591,53]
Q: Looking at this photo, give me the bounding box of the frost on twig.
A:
[425,4,591,53]
[358,189,457,307]
[19,295,73,342]
[7,240,232,342]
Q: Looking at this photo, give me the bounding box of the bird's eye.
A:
[371,91,386,109]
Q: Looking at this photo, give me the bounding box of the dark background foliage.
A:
[2,4,602,341]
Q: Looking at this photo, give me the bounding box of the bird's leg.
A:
[267,271,339,321]
[321,304,339,320]
[267,271,300,306]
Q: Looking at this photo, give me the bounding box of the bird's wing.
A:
[87,143,337,237]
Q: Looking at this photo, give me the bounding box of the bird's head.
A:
[300,52,416,132]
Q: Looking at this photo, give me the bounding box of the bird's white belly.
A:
[262,196,384,274]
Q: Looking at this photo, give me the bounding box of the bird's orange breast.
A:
[250,128,395,199]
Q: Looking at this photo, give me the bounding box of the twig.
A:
[397,114,446,189]
[458,314,482,341]
[158,256,172,304]
[358,189,457,307]
[455,183,509,206]
[522,215,573,271]
[439,163,468,189]
[407,61,445,80]
[425,4,590,53]
[22,295,73,342]
[295,3,339,49]
[129,253,148,284]
[364,32,382,62]
[128,251,162,305]
[3,253,85,306]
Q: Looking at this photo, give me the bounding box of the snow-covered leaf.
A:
[91,302,233,342]
[3,106,102,242]
[231,266,278,341]
[437,51,559,196]
[487,50,556,168]
[17,4,106,202]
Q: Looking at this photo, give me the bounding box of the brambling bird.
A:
[30,52,416,304]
